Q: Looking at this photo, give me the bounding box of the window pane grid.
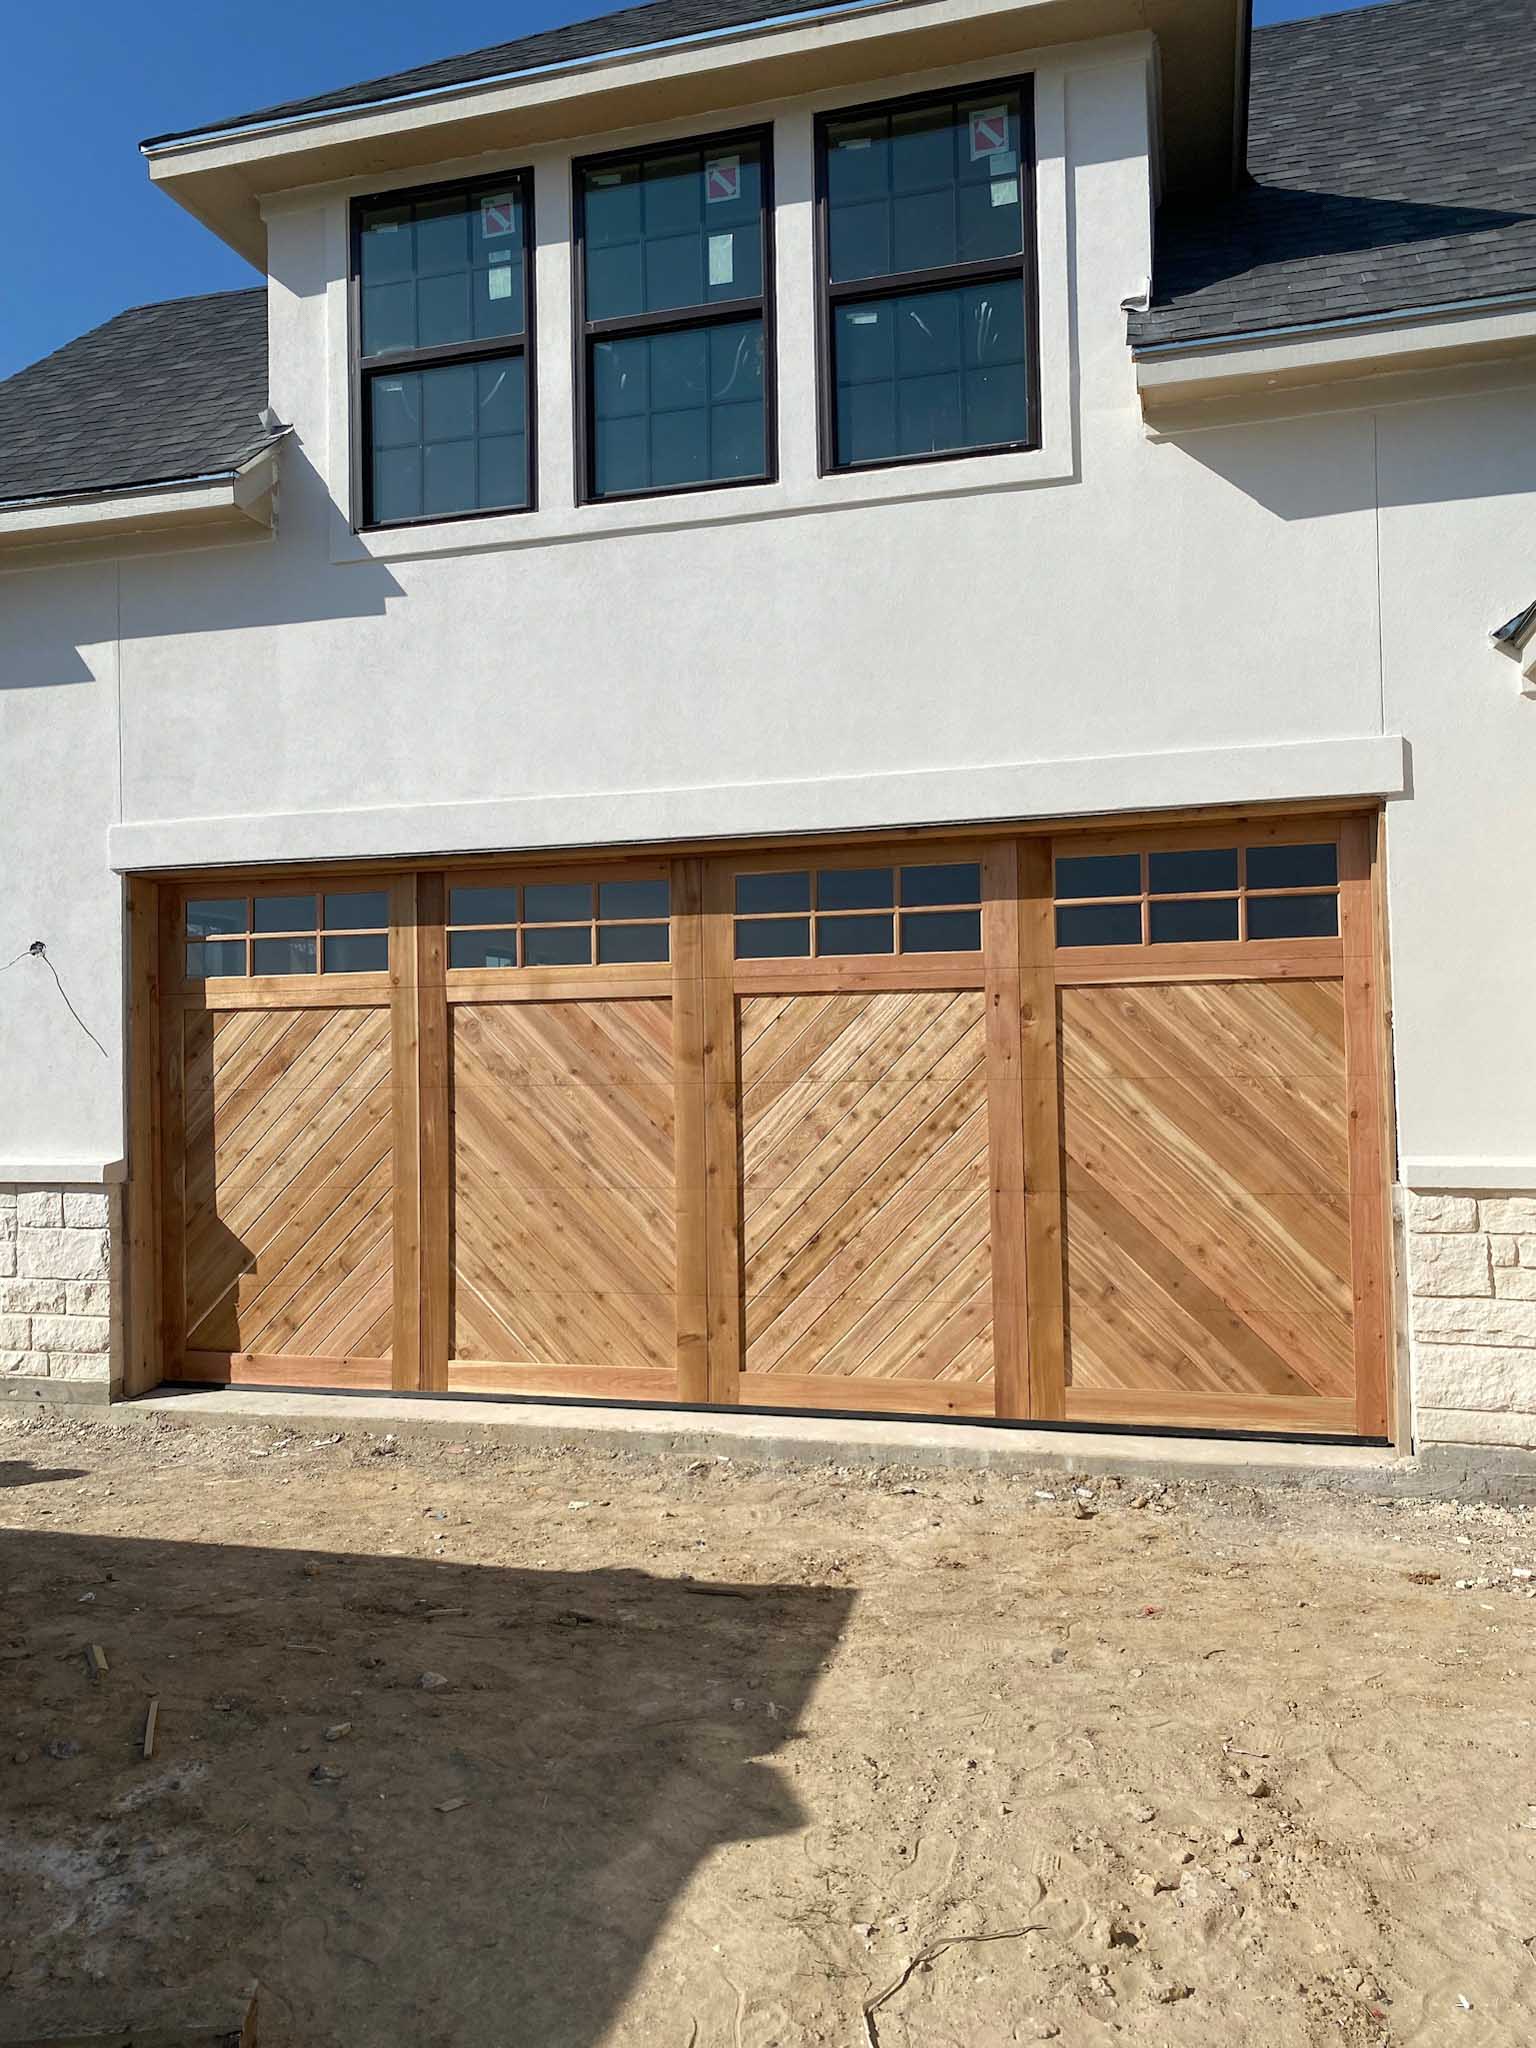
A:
[184,894,391,980]
[1052,842,1341,949]
[579,131,772,503]
[446,875,671,968]
[819,81,1035,472]
[734,862,982,959]
[354,172,534,528]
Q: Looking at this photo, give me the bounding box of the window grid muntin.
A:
[352,168,536,531]
[815,78,1040,476]
[184,890,391,981]
[575,125,776,504]
[1051,842,1342,949]
[733,860,982,960]
[446,871,672,969]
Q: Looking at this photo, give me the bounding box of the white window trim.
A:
[310,53,1074,566]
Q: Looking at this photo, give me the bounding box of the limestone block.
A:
[0,1351,47,1375]
[0,1242,13,1280]
[0,1211,15,1242]
[1409,1232,1492,1298]
[0,1281,65,1315]
[16,1191,63,1228]
[0,1187,16,1207]
[1479,1197,1536,1235]
[16,1228,109,1281]
[46,1352,111,1380]
[31,1313,111,1355]
[61,1189,111,1229]
[64,1280,110,1316]
[1412,1295,1536,1347]
[1491,1237,1519,1269]
[1406,1193,1478,1233]
[0,1315,32,1351]
[1518,1238,1536,1267]
[1495,1265,1536,1301]
[1413,1341,1536,1412]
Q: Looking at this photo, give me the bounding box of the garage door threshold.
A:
[122,1386,1415,1494]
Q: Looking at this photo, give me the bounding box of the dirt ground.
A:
[1,1409,1533,2048]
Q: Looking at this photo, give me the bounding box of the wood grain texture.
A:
[672,859,710,1402]
[701,862,744,1403]
[1064,1387,1356,1435]
[982,842,1028,1419]
[175,1351,391,1389]
[180,1006,395,1362]
[737,1373,995,1418]
[450,998,676,1375]
[1019,838,1066,1420]
[1341,816,1392,1437]
[740,989,992,1387]
[124,877,163,1398]
[1060,979,1354,1406]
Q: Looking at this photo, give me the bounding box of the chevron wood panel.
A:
[181,1005,394,1360]
[1059,979,1355,1404]
[450,999,676,1374]
[740,991,993,1385]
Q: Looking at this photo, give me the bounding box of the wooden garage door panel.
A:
[182,1006,394,1360]
[451,999,676,1372]
[1060,981,1354,1403]
[741,991,993,1385]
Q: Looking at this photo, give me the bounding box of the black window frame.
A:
[350,167,538,533]
[814,76,1042,478]
[572,124,778,506]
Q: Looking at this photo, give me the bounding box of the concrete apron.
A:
[113,1387,1536,1503]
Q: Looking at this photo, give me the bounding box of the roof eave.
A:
[1134,296,1536,428]
[139,0,1243,268]
[0,438,286,560]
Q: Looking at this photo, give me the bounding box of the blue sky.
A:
[1,0,1382,380]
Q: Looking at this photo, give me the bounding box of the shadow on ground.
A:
[0,1524,853,2047]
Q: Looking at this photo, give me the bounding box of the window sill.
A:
[330,438,1073,564]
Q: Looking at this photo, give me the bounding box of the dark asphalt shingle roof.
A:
[0,289,272,506]
[142,0,850,144]
[1130,0,1536,349]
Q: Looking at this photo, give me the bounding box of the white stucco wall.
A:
[2,35,1536,1445]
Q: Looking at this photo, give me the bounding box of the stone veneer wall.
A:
[1408,1192,1536,1451]
[0,1184,121,1397]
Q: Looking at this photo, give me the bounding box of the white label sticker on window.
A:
[708,232,735,287]
[968,106,1009,160]
[990,177,1019,209]
[705,155,741,203]
[990,147,1018,175]
[848,309,880,326]
[481,193,518,238]
[487,265,514,300]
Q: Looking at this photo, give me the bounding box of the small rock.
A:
[1226,1763,1272,1800]
[309,1763,345,1783]
[11,1750,29,1765]
[1223,1825,1245,1847]
[1071,1499,1095,1521]
[324,1723,353,1742]
[416,1671,450,1691]
[1151,1983,1192,2005]
[435,1797,469,1813]
[1131,1804,1156,1824]
[312,1434,342,1447]
[44,1739,81,1761]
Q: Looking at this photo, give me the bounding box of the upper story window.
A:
[353,172,534,528]
[816,81,1038,474]
[575,130,774,502]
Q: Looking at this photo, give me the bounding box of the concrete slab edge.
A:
[79,1384,1526,1502]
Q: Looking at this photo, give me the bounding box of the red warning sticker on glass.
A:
[705,155,741,204]
[968,107,1009,160]
[481,194,518,238]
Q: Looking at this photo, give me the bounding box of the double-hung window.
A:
[575,130,774,501]
[353,172,535,527]
[816,81,1038,472]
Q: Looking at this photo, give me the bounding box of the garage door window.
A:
[185,891,391,978]
[1053,841,1340,948]
[734,860,981,957]
[447,874,671,968]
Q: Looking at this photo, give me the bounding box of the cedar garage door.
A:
[145,815,1391,1437]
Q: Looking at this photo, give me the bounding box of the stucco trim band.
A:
[107,734,1408,874]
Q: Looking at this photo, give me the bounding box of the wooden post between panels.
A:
[123,877,164,1398]
[391,873,449,1391]
[671,858,710,1403]
[700,860,743,1403]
